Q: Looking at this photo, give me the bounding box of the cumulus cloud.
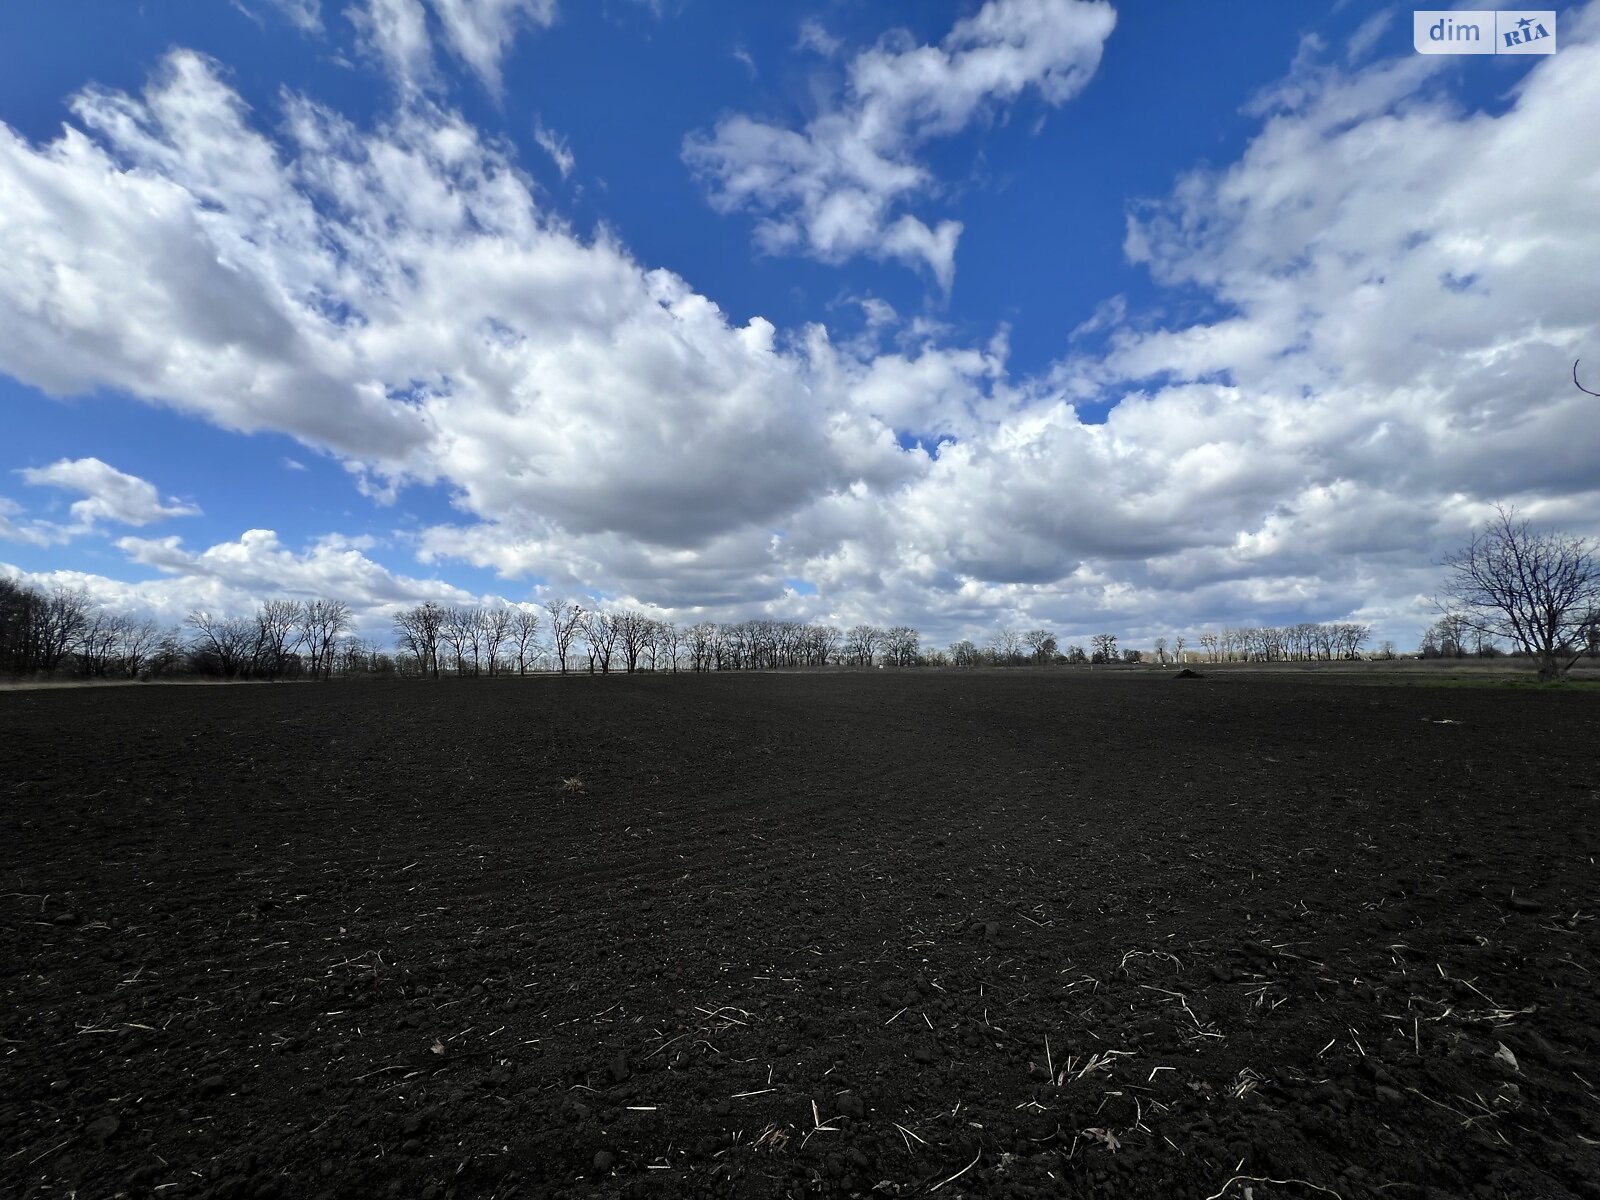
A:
[3,528,485,638]
[0,50,851,552]
[2,17,1599,651]
[684,0,1117,290]
[9,458,198,543]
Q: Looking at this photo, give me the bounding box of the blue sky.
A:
[2,1,1596,648]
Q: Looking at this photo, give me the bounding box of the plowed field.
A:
[4,672,1598,1199]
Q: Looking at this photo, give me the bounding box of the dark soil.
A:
[3,672,1598,1200]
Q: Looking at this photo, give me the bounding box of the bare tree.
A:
[1024,628,1058,663]
[582,610,619,673]
[440,606,485,675]
[544,599,584,675]
[1333,622,1371,660]
[1438,505,1600,680]
[115,617,165,678]
[687,621,717,671]
[393,602,445,678]
[809,624,841,667]
[1152,636,1168,665]
[1090,633,1119,664]
[841,623,880,667]
[33,586,92,673]
[509,607,540,675]
[615,611,652,673]
[254,599,304,679]
[883,625,920,666]
[483,606,515,675]
[987,626,1023,666]
[76,609,124,677]
[186,610,256,677]
[657,621,684,672]
[299,599,352,680]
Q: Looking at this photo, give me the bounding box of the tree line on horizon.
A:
[4,499,1596,680]
[0,577,1384,681]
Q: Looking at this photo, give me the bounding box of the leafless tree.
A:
[483,606,515,675]
[544,598,584,675]
[656,620,683,672]
[582,609,619,673]
[299,599,352,680]
[1090,633,1119,664]
[686,621,717,671]
[1341,622,1371,659]
[439,606,478,675]
[1152,636,1168,665]
[32,586,92,673]
[186,610,256,677]
[253,599,304,679]
[845,624,882,667]
[809,624,842,667]
[1576,608,1600,659]
[509,607,540,674]
[614,611,653,673]
[1437,505,1599,680]
[392,601,445,678]
[883,625,920,666]
[76,609,123,677]
[987,626,1023,666]
[115,617,165,678]
[1172,634,1187,663]
[641,620,663,671]
[1024,628,1058,663]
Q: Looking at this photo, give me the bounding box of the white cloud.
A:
[268,0,324,33]
[350,0,555,95]
[2,17,1599,652]
[0,51,853,553]
[684,0,1117,290]
[531,117,574,178]
[794,19,842,59]
[427,0,556,95]
[0,497,49,547]
[3,527,487,640]
[350,0,438,92]
[1346,9,1394,63]
[11,457,198,542]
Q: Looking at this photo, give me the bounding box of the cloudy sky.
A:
[2,1,1596,650]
